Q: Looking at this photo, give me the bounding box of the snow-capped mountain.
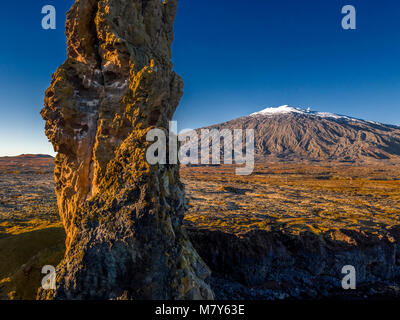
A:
[251,105,311,116]
[196,105,400,162]
[251,105,368,121]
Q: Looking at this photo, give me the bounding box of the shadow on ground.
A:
[0,227,65,300]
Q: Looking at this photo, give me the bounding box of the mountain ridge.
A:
[195,105,400,162]
[250,105,399,128]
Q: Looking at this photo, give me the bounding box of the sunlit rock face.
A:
[40,0,214,300]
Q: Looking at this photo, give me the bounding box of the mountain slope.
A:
[198,105,400,162]
[0,154,54,172]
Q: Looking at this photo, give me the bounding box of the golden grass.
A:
[181,161,400,236]
[0,160,399,299]
[0,222,65,300]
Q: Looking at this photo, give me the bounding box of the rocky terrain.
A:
[1,156,400,299]
[195,105,400,162]
[39,0,213,300]
[0,157,63,300]
[0,155,57,223]
[182,162,400,299]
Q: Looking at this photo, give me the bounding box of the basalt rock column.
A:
[40,0,214,300]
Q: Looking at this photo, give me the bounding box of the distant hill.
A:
[0,154,54,172]
[192,105,400,162]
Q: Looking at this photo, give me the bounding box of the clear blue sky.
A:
[0,0,399,156]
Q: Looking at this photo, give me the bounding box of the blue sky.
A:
[0,0,399,156]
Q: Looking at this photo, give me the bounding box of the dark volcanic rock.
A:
[40,0,213,300]
[187,226,400,300]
